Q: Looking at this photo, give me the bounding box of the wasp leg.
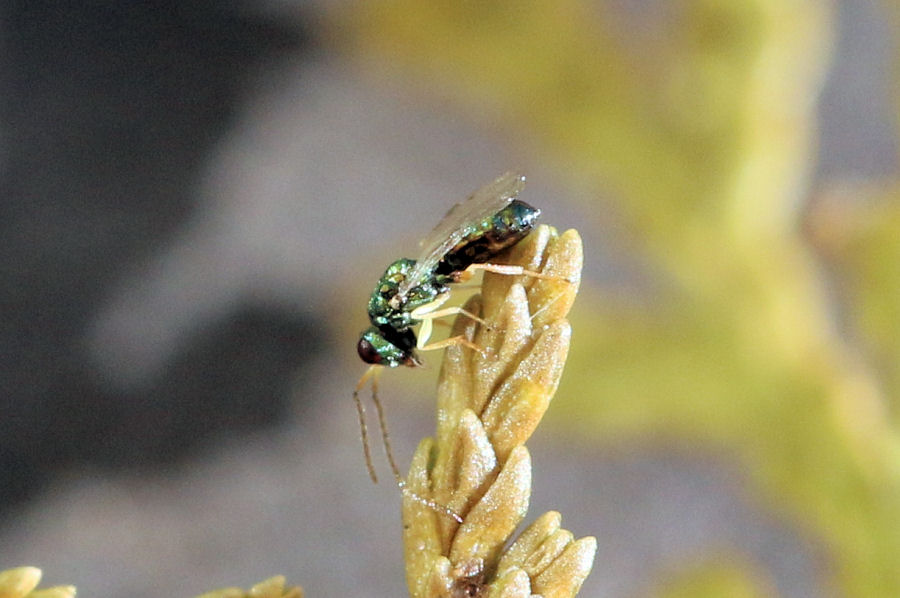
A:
[418,334,488,358]
[411,300,490,348]
[414,306,488,344]
[413,305,487,326]
[461,262,574,283]
[461,262,576,326]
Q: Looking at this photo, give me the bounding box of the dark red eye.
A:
[357,336,382,364]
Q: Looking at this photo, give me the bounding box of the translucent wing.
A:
[397,171,526,298]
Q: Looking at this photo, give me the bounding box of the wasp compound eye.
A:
[357,335,382,364]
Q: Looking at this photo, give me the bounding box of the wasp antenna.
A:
[353,365,380,484]
[369,373,463,522]
[370,368,402,482]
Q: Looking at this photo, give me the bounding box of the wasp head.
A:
[357,326,421,368]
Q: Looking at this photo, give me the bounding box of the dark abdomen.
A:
[436,200,540,276]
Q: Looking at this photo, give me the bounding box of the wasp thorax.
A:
[389,294,405,310]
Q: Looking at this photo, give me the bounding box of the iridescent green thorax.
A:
[367,258,448,331]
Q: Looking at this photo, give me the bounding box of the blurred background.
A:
[0,1,898,596]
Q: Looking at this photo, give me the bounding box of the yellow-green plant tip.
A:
[194,577,302,598]
[480,320,572,462]
[28,588,77,598]
[471,283,534,416]
[432,408,498,524]
[486,567,531,598]
[496,511,563,576]
[519,528,576,579]
[449,445,531,566]
[480,226,552,316]
[404,437,446,596]
[404,224,591,596]
[435,294,482,441]
[525,230,583,330]
[424,557,453,598]
[248,576,283,597]
[249,576,303,598]
[404,436,437,507]
[531,536,598,598]
[481,228,582,331]
[0,567,42,598]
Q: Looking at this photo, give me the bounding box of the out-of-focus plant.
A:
[0,567,306,598]
[0,567,75,598]
[195,575,303,598]
[646,557,776,598]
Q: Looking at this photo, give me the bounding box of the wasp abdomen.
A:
[436,200,540,277]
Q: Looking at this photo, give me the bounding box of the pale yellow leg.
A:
[412,305,489,348]
[463,262,572,282]
[461,262,575,325]
[419,334,487,357]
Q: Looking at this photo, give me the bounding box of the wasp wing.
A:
[397,171,526,298]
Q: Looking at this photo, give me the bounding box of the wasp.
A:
[353,172,557,521]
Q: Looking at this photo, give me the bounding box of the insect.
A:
[353,172,555,520]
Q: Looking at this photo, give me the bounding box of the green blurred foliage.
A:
[809,182,900,415]
[335,0,900,596]
[644,556,775,598]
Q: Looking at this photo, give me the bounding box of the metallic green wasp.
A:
[356,172,541,369]
[353,172,555,520]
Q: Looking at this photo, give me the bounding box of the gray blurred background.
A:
[0,1,894,596]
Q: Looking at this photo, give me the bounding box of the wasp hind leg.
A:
[418,334,487,357]
[462,262,577,326]
[461,262,575,283]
